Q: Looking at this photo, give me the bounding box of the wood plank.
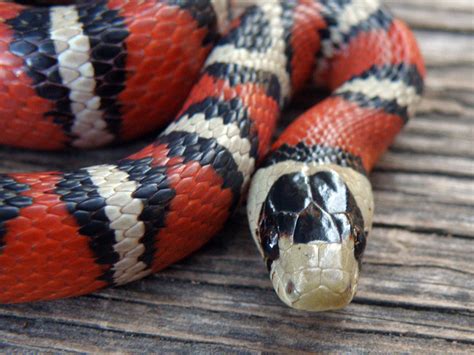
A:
[387,0,474,33]
[416,31,474,66]
[2,303,472,353]
[371,171,474,206]
[376,151,473,178]
[373,191,473,236]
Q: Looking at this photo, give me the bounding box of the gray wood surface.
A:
[0,0,473,352]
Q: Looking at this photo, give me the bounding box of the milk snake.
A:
[0,0,425,310]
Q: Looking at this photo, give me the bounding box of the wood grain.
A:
[0,0,473,352]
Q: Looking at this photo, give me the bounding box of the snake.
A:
[0,0,425,311]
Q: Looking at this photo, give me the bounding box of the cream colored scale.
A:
[86,164,151,285]
[50,6,114,148]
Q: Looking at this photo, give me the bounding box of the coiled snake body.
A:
[0,0,425,310]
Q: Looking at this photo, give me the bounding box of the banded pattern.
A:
[164,97,259,191]
[205,0,292,105]
[72,1,128,147]
[55,168,119,277]
[335,64,424,121]
[319,0,392,58]
[0,0,425,310]
[79,164,152,285]
[204,63,281,104]
[315,0,393,87]
[0,0,217,149]
[115,158,172,275]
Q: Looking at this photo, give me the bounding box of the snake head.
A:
[255,168,373,311]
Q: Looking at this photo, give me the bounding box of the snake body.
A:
[0,0,424,310]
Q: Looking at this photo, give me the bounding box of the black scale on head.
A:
[258,170,367,270]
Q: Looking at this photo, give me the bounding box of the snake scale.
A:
[0,0,424,311]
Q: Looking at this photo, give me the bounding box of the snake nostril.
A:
[286,280,295,295]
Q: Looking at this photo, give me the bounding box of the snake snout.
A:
[256,168,369,311]
[270,239,360,311]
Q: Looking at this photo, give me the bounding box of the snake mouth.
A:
[269,238,359,311]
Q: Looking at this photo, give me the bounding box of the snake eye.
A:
[259,215,280,266]
[353,226,368,261]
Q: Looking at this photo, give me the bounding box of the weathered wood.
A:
[0,0,473,352]
[386,0,474,33]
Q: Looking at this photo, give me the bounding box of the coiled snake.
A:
[0,0,425,311]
